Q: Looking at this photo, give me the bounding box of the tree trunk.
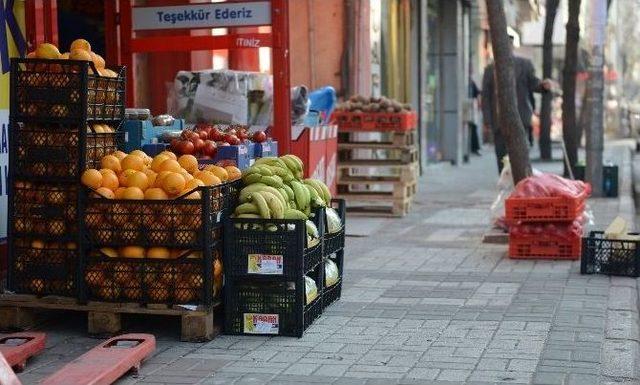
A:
[485,0,532,184]
[540,0,560,160]
[562,0,582,177]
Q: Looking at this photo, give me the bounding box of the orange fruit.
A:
[147,247,171,259]
[99,168,116,176]
[178,155,199,174]
[100,155,121,173]
[60,52,70,59]
[194,170,221,186]
[100,172,119,191]
[225,166,241,181]
[113,150,127,161]
[150,154,170,173]
[179,168,194,181]
[126,171,149,190]
[114,187,127,199]
[121,155,144,171]
[161,172,186,196]
[180,189,201,200]
[159,151,177,161]
[120,246,145,259]
[184,178,204,191]
[143,169,157,187]
[100,248,118,258]
[90,52,105,69]
[122,187,144,200]
[159,159,182,173]
[35,43,60,59]
[31,239,45,249]
[144,188,169,200]
[69,48,92,61]
[118,169,137,186]
[130,150,151,165]
[70,39,91,52]
[154,171,173,187]
[81,169,102,189]
[26,51,36,58]
[95,187,114,199]
[204,165,229,181]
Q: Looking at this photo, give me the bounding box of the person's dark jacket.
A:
[481,56,544,133]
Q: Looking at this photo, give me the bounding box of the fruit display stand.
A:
[322,199,345,310]
[333,97,418,217]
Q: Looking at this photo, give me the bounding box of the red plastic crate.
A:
[509,232,581,260]
[332,111,416,132]
[505,192,587,224]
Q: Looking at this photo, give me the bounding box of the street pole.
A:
[585,0,606,197]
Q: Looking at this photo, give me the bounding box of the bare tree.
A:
[540,0,560,160]
[485,0,532,183]
[562,0,582,177]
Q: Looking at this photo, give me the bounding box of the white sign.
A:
[0,110,8,241]
[132,2,271,31]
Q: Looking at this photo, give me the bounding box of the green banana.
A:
[239,183,269,203]
[280,155,299,173]
[281,185,294,201]
[242,173,263,185]
[269,166,294,182]
[290,180,310,210]
[284,208,307,220]
[235,202,259,215]
[304,179,330,206]
[249,192,271,219]
[257,191,284,219]
[304,183,325,207]
[256,157,289,170]
[289,200,297,210]
[303,204,311,217]
[253,165,274,176]
[260,175,284,188]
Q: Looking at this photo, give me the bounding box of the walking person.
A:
[481,37,552,174]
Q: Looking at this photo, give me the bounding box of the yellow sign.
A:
[1,0,26,239]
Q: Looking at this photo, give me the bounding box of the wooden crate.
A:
[338,145,418,164]
[0,294,219,342]
[338,130,417,147]
[337,180,417,200]
[337,198,412,218]
[337,161,419,184]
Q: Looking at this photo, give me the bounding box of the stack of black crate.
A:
[223,209,326,337]
[7,58,125,298]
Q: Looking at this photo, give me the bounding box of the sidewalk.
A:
[12,143,640,385]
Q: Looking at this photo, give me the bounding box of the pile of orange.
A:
[29,39,118,78]
[81,149,241,201]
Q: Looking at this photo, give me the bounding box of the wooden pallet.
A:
[337,180,417,200]
[338,145,418,164]
[0,294,219,342]
[338,198,412,218]
[338,130,417,147]
[337,161,419,183]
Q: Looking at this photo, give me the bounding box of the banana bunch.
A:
[236,156,332,220]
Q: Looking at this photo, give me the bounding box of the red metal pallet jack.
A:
[0,352,22,385]
[41,334,155,385]
[0,332,46,372]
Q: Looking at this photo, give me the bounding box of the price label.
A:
[244,313,279,334]
[247,254,283,275]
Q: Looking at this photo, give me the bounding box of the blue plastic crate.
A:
[254,140,278,158]
[122,119,184,153]
[141,143,169,157]
[199,143,254,170]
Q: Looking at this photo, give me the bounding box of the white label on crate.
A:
[244,313,279,334]
[262,144,271,153]
[238,145,248,155]
[247,254,283,275]
[133,2,271,31]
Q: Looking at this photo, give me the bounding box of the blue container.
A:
[141,143,169,157]
[254,140,278,158]
[199,143,254,170]
[122,119,184,153]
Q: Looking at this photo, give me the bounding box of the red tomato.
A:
[225,134,240,145]
[252,131,267,143]
[176,140,195,155]
[192,138,205,153]
[203,140,217,157]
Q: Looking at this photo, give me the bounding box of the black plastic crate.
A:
[9,180,80,242]
[10,121,124,181]
[221,179,242,219]
[573,164,618,197]
[323,250,343,309]
[581,231,640,277]
[83,243,220,306]
[224,263,323,337]
[8,236,79,297]
[10,58,125,123]
[223,208,325,280]
[324,199,346,256]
